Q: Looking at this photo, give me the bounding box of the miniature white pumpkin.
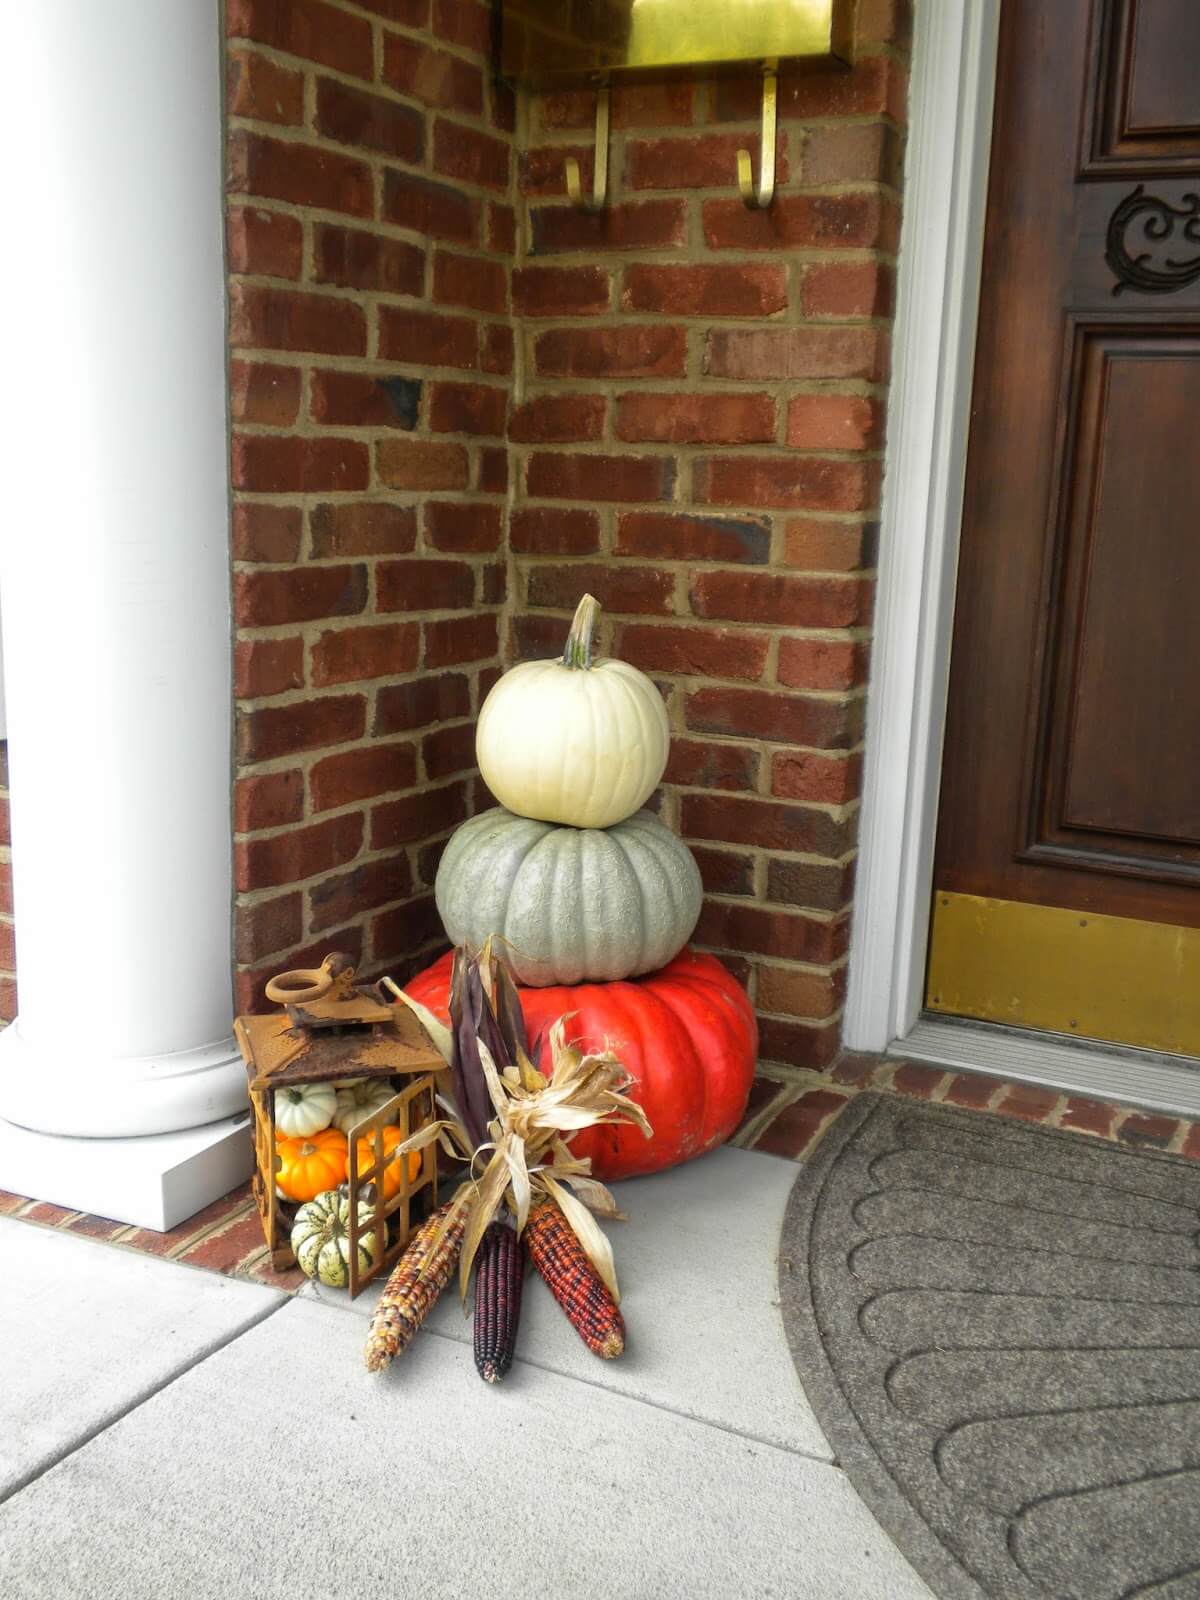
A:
[332,1078,396,1133]
[291,1189,380,1288]
[435,806,702,986]
[475,594,669,830]
[273,1082,337,1138]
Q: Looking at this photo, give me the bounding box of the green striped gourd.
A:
[291,1189,380,1288]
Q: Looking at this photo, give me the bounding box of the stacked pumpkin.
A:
[407,595,758,1181]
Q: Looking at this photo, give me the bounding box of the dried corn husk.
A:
[386,939,651,1304]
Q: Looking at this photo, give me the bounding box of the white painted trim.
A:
[897,1016,1200,1121]
[844,0,1002,1051]
[0,1113,254,1233]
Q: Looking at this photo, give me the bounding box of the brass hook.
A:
[565,81,610,212]
[737,60,778,210]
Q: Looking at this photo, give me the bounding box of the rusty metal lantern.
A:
[234,952,446,1295]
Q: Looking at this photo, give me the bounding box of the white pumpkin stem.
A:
[561,593,601,670]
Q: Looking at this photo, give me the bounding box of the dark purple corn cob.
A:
[473,1220,524,1384]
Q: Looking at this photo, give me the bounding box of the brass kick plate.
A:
[926,892,1200,1057]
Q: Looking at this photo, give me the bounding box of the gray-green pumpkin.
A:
[435,806,702,986]
[291,1189,380,1288]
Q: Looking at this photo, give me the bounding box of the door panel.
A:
[1030,325,1200,879]
[1084,0,1200,171]
[1055,336,1200,849]
[929,0,1200,1053]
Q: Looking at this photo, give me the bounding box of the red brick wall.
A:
[507,5,910,1072]
[226,0,514,1010]
[223,0,910,1072]
[2,3,907,1065]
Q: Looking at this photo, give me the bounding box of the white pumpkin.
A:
[475,593,669,830]
[274,1082,337,1138]
[332,1078,397,1133]
[291,1189,380,1288]
[435,806,702,986]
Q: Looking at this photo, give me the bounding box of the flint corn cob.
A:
[473,1221,525,1384]
[525,1200,625,1359]
[364,1199,465,1373]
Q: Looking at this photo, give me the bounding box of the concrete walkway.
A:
[0,1148,931,1600]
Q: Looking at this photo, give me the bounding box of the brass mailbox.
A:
[500,0,858,85]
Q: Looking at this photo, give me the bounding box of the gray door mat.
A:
[778,1092,1200,1600]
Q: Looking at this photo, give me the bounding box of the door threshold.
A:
[894,1014,1200,1119]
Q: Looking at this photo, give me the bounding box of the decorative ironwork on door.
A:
[1106,185,1200,295]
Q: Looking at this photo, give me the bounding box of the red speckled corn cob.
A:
[525,1200,625,1359]
[473,1221,524,1384]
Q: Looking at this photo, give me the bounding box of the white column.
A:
[0,0,252,1226]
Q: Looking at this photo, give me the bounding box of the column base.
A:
[0,1111,255,1231]
[0,1022,248,1138]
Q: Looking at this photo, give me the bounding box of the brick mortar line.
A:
[233,626,875,664]
[232,772,861,846]
[228,185,517,246]
[238,782,477,838]
[241,825,864,876]
[234,415,512,440]
[532,111,908,141]
[233,348,516,372]
[229,106,513,162]
[495,76,526,685]
[521,172,902,198]
[757,1001,845,1027]
[229,26,502,108]
[506,371,892,386]
[698,892,846,922]
[234,640,503,687]
[235,610,867,637]
[520,177,906,202]
[508,442,887,459]
[229,150,514,214]
[236,7,496,68]
[731,1085,803,1148]
[516,251,900,270]
[232,611,876,641]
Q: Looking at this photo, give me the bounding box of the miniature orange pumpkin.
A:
[352,1126,421,1200]
[275,1128,348,1202]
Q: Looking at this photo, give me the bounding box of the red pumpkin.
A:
[403,947,757,1181]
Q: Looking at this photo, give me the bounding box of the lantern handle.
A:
[266,956,337,1006]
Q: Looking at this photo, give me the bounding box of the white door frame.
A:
[843,0,1003,1053]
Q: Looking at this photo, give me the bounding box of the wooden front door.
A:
[927,0,1200,1055]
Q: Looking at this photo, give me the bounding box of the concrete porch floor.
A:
[0,1145,932,1600]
